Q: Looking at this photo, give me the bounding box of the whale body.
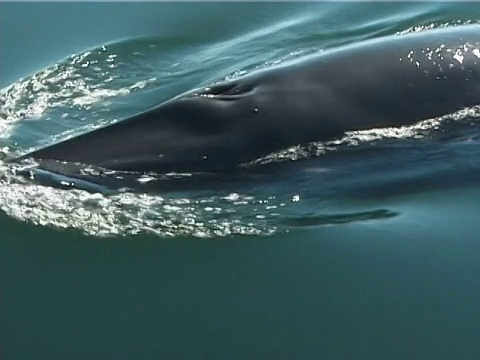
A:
[14,25,480,177]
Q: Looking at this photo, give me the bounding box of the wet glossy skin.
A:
[16,25,480,174]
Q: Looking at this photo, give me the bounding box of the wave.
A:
[1,19,480,238]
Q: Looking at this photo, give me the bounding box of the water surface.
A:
[1,3,480,359]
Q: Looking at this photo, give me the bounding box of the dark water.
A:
[2,2,480,359]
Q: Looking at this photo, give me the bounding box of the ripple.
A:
[283,209,400,227]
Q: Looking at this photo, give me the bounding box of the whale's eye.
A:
[202,82,254,99]
[206,82,238,95]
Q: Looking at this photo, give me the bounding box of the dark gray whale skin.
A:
[14,25,480,176]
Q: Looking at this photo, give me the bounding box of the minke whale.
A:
[13,25,480,179]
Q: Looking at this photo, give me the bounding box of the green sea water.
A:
[1,3,480,359]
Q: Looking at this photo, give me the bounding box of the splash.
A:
[0,165,284,237]
[241,106,480,167]
[397,20,479,35]
[0,43,159,143]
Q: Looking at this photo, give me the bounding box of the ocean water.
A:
[1,2,480,359]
